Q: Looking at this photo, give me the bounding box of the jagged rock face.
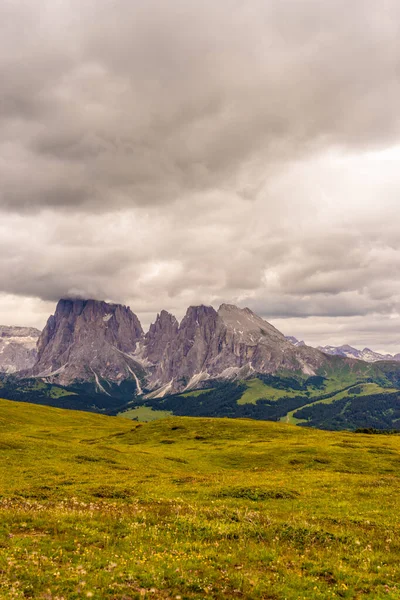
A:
[147,306,220,391]
[27,298,329,394]
[144,310,179,364]
[33,299,144,386]
[143,303,327,393]
[212,304,325,379]
[0,326,40,373]
[211,303,293,375]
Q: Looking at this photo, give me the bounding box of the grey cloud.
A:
[0,1,399,352]
[1,0,400,212]
[0,201,398,321]
[271,314,400,355]
[246,291,398,319]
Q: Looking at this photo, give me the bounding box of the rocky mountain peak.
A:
[159,309,178,322]
[33,298,144,385]
[286,336,306,347]
[150,310,179,330]
[182,304,217,322]
[341,344,357,352]
[317,343,396,363]
[144,310,179,364]
[52,298,142,329]
[143,305,220,393]
[217,303,284,343]
[218,303,239,312]
[179,305,219,342]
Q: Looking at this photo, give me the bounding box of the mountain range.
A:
[286,336,400,362]
[3,301,398,387]
[318,344,400,362]
[1,298,400,431]
[30,298,327,394]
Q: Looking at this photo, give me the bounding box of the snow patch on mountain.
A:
[317,344,395,362]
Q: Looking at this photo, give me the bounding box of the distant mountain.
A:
[285,336,400,363]
[0,326,40,373]
[317,344,400,363]
[285,336,306,347]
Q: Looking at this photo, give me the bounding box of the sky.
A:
[1,0,400,352]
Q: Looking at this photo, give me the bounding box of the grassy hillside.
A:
[1,399,400,598]
[282,383,399,426]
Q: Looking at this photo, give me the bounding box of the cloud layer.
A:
[1,0,400,350]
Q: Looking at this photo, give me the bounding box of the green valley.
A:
[122,366,400,430]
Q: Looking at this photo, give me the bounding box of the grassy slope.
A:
[119,406,173,421]
[181,389,215,398]
[233,366,397,427]
[282,383,399,425]
[237,378,292,404]
[238,365,393,407]
[236,377,352,406]
[119,371,398,426]
[1,399,400,599]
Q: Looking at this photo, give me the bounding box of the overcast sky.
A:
[1,0,400,352]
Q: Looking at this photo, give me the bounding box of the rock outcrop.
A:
[144,305,220,393]
[143,310,179,365]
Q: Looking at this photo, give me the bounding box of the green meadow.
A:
[237,378,394,407]
[1,398,400,599]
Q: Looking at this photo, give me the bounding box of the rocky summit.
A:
[29,298,329,395]
[32,299,144,389]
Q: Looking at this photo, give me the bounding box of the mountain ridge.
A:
[28,298,328,394]
[1,298,400,430]
[286,336,400,362]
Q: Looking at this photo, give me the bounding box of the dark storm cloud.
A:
[0,0,400,349]
[1,0,400,212]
